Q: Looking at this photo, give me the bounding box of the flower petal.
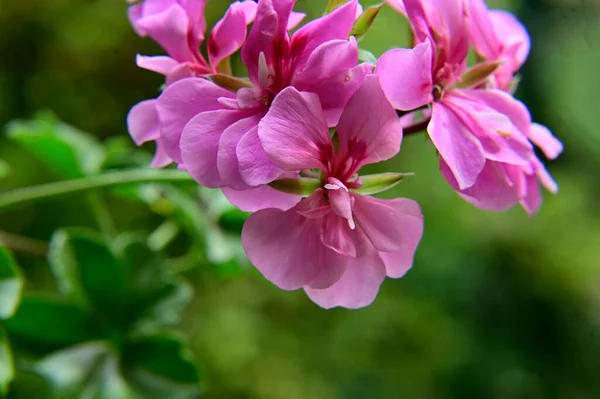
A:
[336,75,405,167]
[208,1,256,71]
[529,123,563,160]
[180,109,250,188]
[376,40,434,111]
[237,126,283,186]
[136,55,179,76]
[241,202,348,291]
[352,195,424,254]
[376,199,424,278]
[135,4,194,62]
[305,247,386,309]
[290,0,358,71]
[217,114,262,190]
[306,63,373,127]
[258,87,331,171]
[429,102,486,189]
[127,99,160,146]
[156,78,235,163]
[441,159,522,211]
[241,0,293,85]
[222,185,300,212]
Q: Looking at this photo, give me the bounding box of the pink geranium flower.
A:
[159,0,371,210]
[376,0,562,214]
[127,0,258,167]
[241,76,424,309]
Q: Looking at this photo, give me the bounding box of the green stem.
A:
[0,169,195,212]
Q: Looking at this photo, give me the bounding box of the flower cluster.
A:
[126,0,562,309]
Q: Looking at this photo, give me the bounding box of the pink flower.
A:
[241,76,424,309]
[127,0,258,167]
[164,0,370,210]
[376,0,562,214]
[465,0,530,91]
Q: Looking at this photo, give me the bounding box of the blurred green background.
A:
[1,0,600,398]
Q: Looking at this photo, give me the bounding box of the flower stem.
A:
[403,117,431,137]
[0,169,195,212]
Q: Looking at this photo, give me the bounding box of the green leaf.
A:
[358,48,378,65]
[268,177,321,196]
[350,4,384,40]
[90,354,135,399]
[6,111,105,178]
[5,295,98,345]
[0,247,24,320]
[123,334,202,399]
[0,326,14,395]
[324,0,349,14]
[0,159,10,179]
[34,342,107,396]
[352,172,413,195]
[48,229,128,316]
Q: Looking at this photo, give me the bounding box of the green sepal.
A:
[352,172,413,196]
[205,74,253,92]
[268,177,321,196]
[453,61,502,89]
[350,4,384,40]
[358,48,378,65]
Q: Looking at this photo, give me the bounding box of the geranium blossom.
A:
[377,0,562,214]
[127,0,258,167]
[163,0,371,210]
[242,76,424,309]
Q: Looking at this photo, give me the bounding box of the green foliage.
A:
[6,111,105,179]
[5,230,201,398]
[0,247,23,395]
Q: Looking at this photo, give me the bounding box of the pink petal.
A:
[258,87,331,171]
[290,0,358,71]
[529,123,563,160]
[180,109,251,188]
[305,247,386,309]
[384,0,407,15]
[534,160,558,194]
[217,114,263,190]
[459,88,531,134]
[352,195,424,254]
[465,0,501,60]
[127,100,160,146]
[519,173,541,217]
[135,4,195,62]
[287,11,306,30]
[489,10,530,69]
[136,55,179,76]
[441,159,522,211]
[221,185,300,212]
[156,78,235,163]
[443,94,533,167]
[336,75,404,168]
[376,199,424,278]
[150,137,175,168]
[293,38,359,89]
[208,2,255,71]
[237,127,283,186]
[429,102,486,190]
[307,63,373,127]
[241,202,348,291]
[376,40,434,111]
[241,0,292,85]
[320,213,357,258]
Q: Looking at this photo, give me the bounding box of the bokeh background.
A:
[1,0,600,398]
